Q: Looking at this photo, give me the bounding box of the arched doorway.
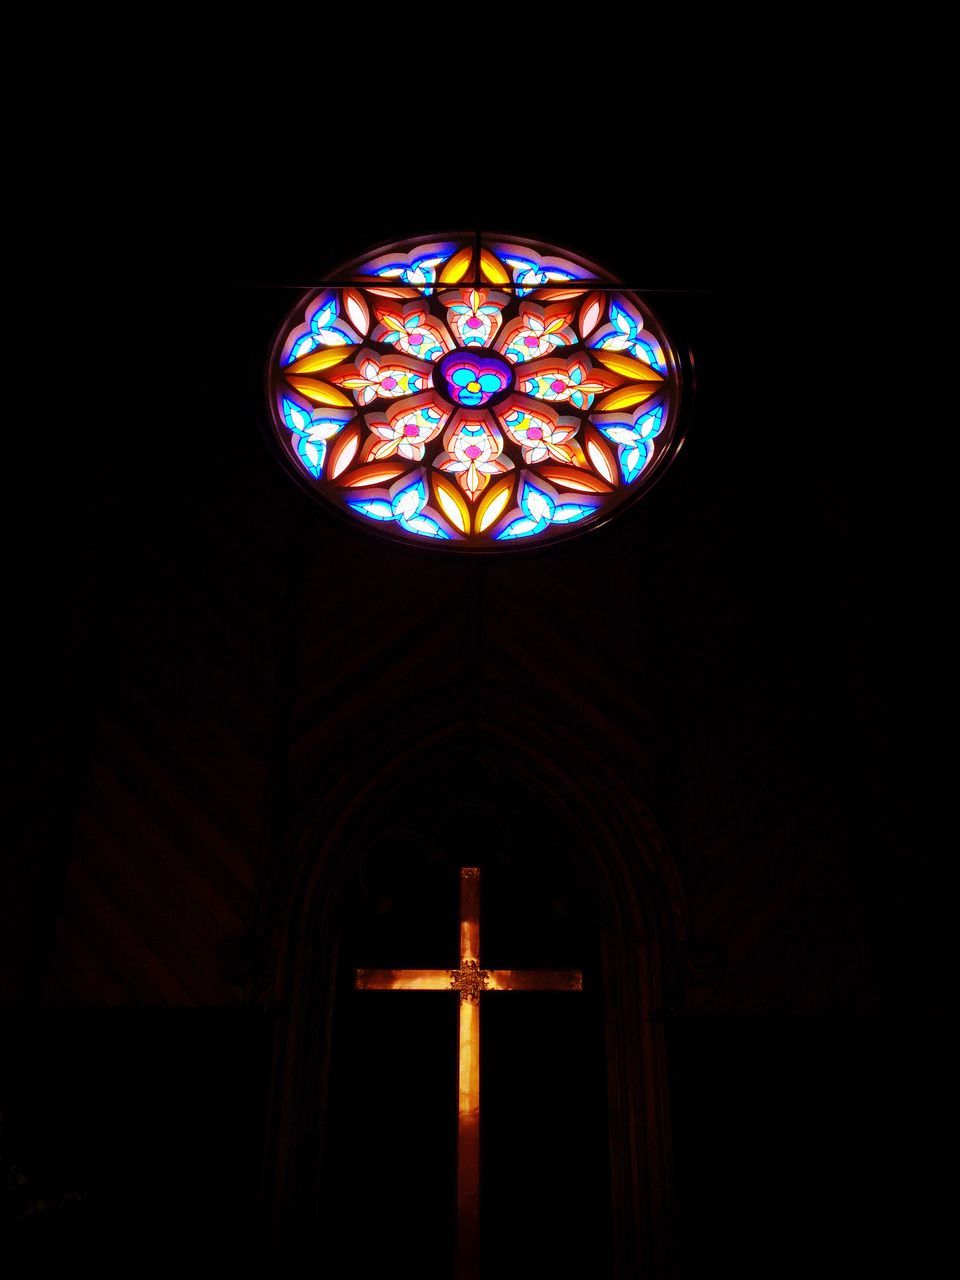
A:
[255,707,687,1278]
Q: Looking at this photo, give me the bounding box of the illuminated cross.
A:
[356,865,582,1280]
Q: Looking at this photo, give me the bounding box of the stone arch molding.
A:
[255,702,687,1279]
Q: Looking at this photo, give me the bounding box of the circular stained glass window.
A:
[267,233,685,549]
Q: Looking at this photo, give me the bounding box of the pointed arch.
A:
[254,694,688,1278]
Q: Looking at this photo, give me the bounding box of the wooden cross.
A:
[356,865,582,1280]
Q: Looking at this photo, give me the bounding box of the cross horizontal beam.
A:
[355,967,583,992]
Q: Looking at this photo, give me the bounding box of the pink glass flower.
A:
[361,402,449,462]
[498,406,582,466]
[333,354,431,406]
[435,415,514,501]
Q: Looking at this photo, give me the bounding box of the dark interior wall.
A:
[3,135,936,1277]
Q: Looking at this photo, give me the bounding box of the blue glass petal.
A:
[401,514,449,539]
[506,255,538,272]
[324,326,353,346]
[451,367,475,387]
[619,443,639,483]
[412,251,453,272]
[349,499,394,521]
[552,503,594,523]
[519,481,555,525]
[296,436,326,479]
[312,416,348,437]
[286,333,321,363]
[637,404,665,440]
[281,397,312,435]
[405,251,454,294]
[310,299,337,332]
[596,421,635,446]
[497,516,541,540]
[629,337,662,370]
[610,301,637,338]
[391,478,427,519]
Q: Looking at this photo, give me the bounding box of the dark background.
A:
[3,121,942,1279]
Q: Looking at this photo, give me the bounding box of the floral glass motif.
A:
[436,413,514,502]
[268,234,683,548]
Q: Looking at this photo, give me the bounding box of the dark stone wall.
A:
[4,154,934,1277]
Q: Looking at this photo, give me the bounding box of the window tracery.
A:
[268,234,683,548]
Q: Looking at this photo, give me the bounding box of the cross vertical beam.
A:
[457,867,481,1279]
[355,866,582,1280]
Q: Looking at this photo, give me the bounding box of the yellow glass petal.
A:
[537,464,612,494]
[286,377,353,408]
[578,292,604,339]
[592,351,664,382]
[284,345,358,376]
[476,477,513,532]
[440,247,473,284]
[586,437,617,485]
[343,288,370,336]
[479,250,510,286]
[433,474,470,534]
[593,384,660,412]
[329,424,361,478]
[341,462,407,488]
[536,287,587,302]
[359,435,401,464]
[363,284,422,299]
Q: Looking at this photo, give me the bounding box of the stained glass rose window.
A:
[267,233,685,549]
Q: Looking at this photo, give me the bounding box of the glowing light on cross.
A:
[356,865,582,1280]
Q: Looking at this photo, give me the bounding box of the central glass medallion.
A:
[438,351,513,408]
